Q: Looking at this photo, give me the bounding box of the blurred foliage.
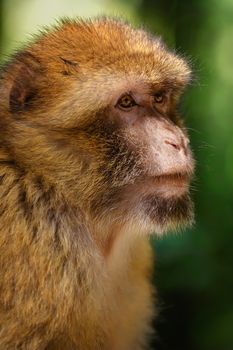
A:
[0,1,233,349]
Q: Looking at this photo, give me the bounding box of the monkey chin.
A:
[137,175,194,235]
[144,188,194,234]
[142,193,194,235]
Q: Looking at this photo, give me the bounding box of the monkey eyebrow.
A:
[60,57,79,67]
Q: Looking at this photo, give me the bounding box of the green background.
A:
[1,1,233,349]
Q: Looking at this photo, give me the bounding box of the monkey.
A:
[0,17,195,350]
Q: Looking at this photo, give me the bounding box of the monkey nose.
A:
[164,134,189,156]
[164,139,181,151]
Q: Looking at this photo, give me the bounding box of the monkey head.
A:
[0,18,195,236]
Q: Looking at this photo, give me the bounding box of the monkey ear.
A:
[9,53,42,114]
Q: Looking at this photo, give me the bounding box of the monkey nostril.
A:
[164,139,181,151]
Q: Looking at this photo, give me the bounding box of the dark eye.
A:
[117,94,136,110]
[154,92,165,104]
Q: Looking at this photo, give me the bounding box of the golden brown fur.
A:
[0,18,194,349]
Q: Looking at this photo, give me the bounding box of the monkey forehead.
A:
[77,49,191,91]
[85,53,190,89]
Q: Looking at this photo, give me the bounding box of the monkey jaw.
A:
[105,194,194,238]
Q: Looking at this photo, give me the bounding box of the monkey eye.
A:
[117,94,137,110]
[154,92,165,104]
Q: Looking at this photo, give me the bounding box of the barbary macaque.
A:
[0,18,194,349]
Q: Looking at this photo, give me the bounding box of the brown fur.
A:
[0,18,194,349]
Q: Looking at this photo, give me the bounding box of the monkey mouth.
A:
[154,172,190,182]
[149,172,191,198]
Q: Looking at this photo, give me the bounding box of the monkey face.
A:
[86,83,195,234]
